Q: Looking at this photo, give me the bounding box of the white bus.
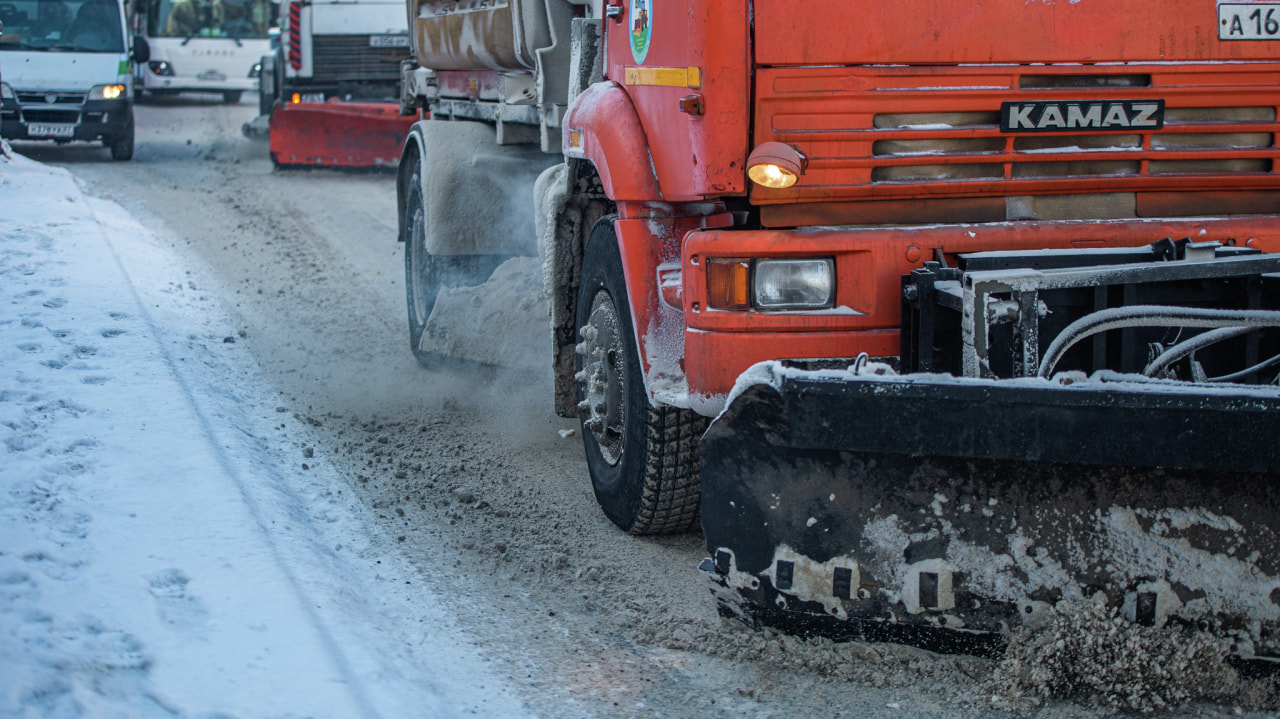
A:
[133,0,271,102]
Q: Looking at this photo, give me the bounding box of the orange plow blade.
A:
[268,102,417,168]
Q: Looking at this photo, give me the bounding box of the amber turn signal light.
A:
[707,259,751,311]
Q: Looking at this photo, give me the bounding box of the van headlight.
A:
[1,82,13,99]
[754,259,835,310]
[89,84,127,100]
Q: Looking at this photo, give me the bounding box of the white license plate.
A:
[27,123,75,138]
[368,34,408,48]
[1220,3,1280,39]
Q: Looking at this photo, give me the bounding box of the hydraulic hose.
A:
[1141,325,1255,378]
[1036,306,1280,379]
[1207,352,1280,384]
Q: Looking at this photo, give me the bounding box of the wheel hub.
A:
[578,290,627,466]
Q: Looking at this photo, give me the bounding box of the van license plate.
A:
[28,123,75,138]
[1220,3,1280,39]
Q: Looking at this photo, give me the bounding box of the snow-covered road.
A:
[1,148,530,718]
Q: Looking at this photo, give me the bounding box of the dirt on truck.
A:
[395,0,1280,670]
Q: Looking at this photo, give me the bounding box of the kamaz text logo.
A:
[1000,100,1165,133]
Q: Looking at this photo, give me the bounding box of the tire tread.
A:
[630,403,709,535]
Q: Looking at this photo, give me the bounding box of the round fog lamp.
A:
[747,142,807,189]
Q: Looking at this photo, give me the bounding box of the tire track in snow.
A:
[76,184,388,719]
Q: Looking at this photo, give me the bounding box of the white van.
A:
[0,0,150,160]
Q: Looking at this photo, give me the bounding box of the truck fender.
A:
[537,160,615,417]
[397,119,558,255]
[561,81,662,203]
[396,123,427,243]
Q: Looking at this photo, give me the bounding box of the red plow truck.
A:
[253,0,416,166]
[397,0,1280,659]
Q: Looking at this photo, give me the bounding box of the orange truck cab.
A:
[564,0,1280,410]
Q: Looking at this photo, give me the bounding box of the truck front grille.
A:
[870,106,1275,181]
[754,65,1280,205]
[310,35,408,84]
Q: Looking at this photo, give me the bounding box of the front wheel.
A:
[223,90,243,104]
[576,218,707,535]
[109,113,135,161]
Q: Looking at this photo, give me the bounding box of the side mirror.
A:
[132,35,151,64]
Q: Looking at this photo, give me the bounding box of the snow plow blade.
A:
[268,102,416,168]
[700,367,1280,658]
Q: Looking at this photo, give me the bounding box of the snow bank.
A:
[424,256,550,369]
[0,148,531,718]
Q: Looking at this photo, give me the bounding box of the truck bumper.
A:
[680,216,1280,408]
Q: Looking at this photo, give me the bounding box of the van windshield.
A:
[143,0,270,40]
[0,0,125,52]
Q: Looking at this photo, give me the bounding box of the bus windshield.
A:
[0,0,125,52]
[143,0,270,40]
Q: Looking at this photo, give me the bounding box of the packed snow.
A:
[0,146,531,718]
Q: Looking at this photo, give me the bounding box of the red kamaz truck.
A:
[397,0,1280,658]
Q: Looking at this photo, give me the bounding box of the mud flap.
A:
[700,368,1280,657]
[268,102,417,167]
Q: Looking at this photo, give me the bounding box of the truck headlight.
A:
[148,60,174,76]
[89,84,126,100]
[754,259,835,310]
[1,82,13,99]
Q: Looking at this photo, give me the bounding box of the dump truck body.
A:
[398,0,1280,655]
